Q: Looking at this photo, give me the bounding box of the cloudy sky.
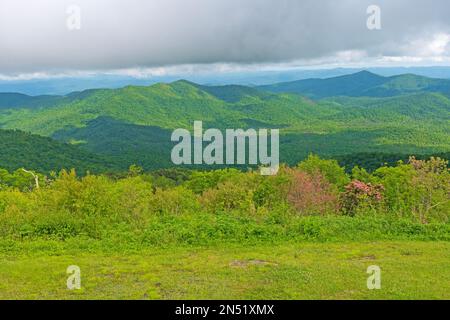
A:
[1,0,450,79]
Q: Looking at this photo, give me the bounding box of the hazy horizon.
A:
[2,66,450,96]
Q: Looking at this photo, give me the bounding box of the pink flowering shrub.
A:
[286,169,339,215]
[342,180,384,216]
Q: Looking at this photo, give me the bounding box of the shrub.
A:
[151,186,200,215]
[201,181,255,214]
[185,169,242,194]
[111,176,154,223]
[286,169,339,216]
[298,154,350,189]
[373,158,450,223]
[252,169,290,209]
[408,157,449,223]
[341,180,384,216]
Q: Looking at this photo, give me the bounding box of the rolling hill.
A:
[0,93,64,109]
[0,71,448,171]
[0,129,121,173]
[258,71,450,99]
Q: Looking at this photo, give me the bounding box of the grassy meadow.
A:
[1,241,449,300]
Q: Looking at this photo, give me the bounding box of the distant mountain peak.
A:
[342,70,383,79]
[355,70,377,75]
[258,70,450,99]
[171,79,197,86]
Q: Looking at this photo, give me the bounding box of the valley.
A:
[0,71,449,173]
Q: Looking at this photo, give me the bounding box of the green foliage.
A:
[369,157,450,223]
[0,129,121,174]
[184,169,243,194]
[252,171,290,209]
[298,154,350,188]
[151,186,200,216]
[0,155,447,244]
[337,152,450,173]
[201,181,256,214]
[0,76,449,173]
[0,73,448,300]
[128,164,144,177]
[341,180,384,217]
[0,168,41,191]
[372,163,417,216]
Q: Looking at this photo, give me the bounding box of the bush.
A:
[286,169,339,216]
[341,180,384,216]
[184,169,242,194]
[298,154,350,189]
[252,170,290,209]
[408,157,450,223]
[373,158,450,223]
[111,176,154,223]
[201,181,255,214]
[151,186,200,215]
[0,155,448,244]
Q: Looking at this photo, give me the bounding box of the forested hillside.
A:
[259,71,450,99]
[0,71,448,172]
[0,129,120,173]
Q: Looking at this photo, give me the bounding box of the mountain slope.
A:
[0,93,64,109]
[0,80,329,135]
[259,71,450,99]
[0,129,121,173]
[0,74,448,171]
[52,117,174,169]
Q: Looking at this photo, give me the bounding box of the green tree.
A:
[298,154,350,189]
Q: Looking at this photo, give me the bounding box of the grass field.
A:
[1,241,449,300]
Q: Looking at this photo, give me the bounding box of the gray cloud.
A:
[1,0,450,75]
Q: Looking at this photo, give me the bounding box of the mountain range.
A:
[3,66,450,96]
[259,71,450,99]
[0,71,448,173]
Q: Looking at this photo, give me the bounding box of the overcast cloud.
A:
[1,0,450,77]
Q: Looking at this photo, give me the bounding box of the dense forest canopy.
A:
[0,72,448,174]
